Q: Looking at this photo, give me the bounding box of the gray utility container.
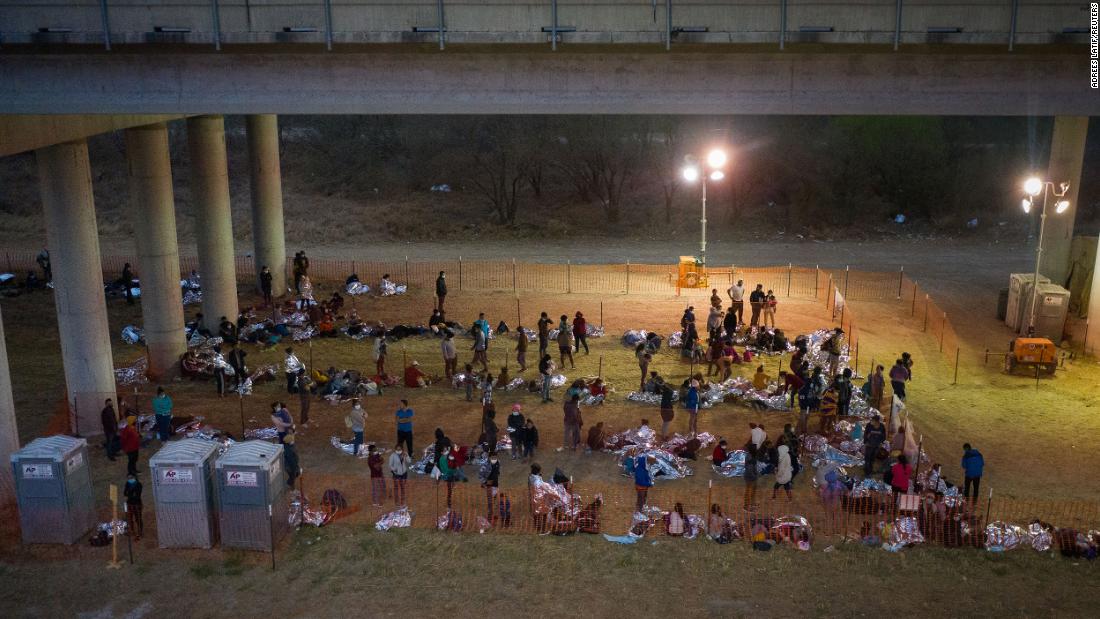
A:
[1006,273,1050,332]
[1029,283,1071,343]
[10,435,95,544]
[215,440,289,551]
[150,438,220,549]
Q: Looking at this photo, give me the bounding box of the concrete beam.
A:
[1040,116,1089,287]
[0,52,1095,116]
[36,140,116,437]
[186,115,238,332]
[0,305,18,506]
[247,114,288,297]
[0,114,184,158]
[124,123,186,377]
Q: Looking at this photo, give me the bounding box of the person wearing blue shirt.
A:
[151,387,173,442]
[961,443,985,501]
[684,380,700,436]
[633,454,653,512]
[472,313,490,346]
[395,399,414,456]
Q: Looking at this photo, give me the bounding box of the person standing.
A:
[283,433,301,488]
[684,380,700,437]
[272,401,294,444]
[638,350,651,392]
[538,354,555,403]
[634,454,653,512]
[389,443,411,505]
[101,399,119,461]
[151,387,173,442]
[573,312,589,355]
[742,443,759,511]
[395,399,414,456]
[727,279,745,326]
[561,394,582,452]
[472,313,491,348]
[259,265,273,306]
[863,414,887,476]
[961,443,985,502]
[483,451,500,519]
[367,445,385,506]
[869,364,885,412]
[441,331,458,379]
[537,312,552,358]
[556,315,575,369]
[374,332,388,376]
[515,326,528,372]
[123,473,144,541]
[212,345,228,397]
[341,399,365,456]
[835,368,853,416]
[228,345,248,388]
[119,416,141,476]
[889,454,912,495]
[284,347,303,394]
[296,371,313,427]
[522,418,539,462]
[120,262,136,305]
[659,385,675,440]
[435,271,447,312]
[889,358,910,401]
[748,284,766,327]
[772,444,793,500]
[763,289,777,328]
[36,248,52,282]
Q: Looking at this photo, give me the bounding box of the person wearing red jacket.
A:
[712,439,729,467]
[119,416,141,476]
[572,311,589,355]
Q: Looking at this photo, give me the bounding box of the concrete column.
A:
[1089,239,1100,355]
[247,114,287,296]
[1040,116,1088,286]
[36,140,116,436]
[0,306,19,506]
[125,123,186,377]
[186,115,238,332]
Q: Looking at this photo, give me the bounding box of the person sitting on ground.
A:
[712,439,729,467]
[403,360,430,388]
[644,371,665,394]
[329,291,344,312]
[346,309,365,336]
[752,365,769,391]
[495,366,511,389]
[890,454,913,495]
[586,421,607,452]
[587,378,607,399]
[380,273,397,296]
[666,502,687,537]
[345,273,360,287]
[428,309,447,335]
[317,311,337,337]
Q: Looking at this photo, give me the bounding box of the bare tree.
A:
[555,117,649,223]
[465,117,531,225]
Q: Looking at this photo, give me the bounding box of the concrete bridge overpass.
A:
[0,1,1097,502]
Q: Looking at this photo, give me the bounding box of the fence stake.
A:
[512,258,517,294]
[404,255,410,286]
[600,301,604,329]
[598,355,603,378]
[1083,320,1089,356]
[238,392,245,437]
[567,260,572,293]
[922,294,929,331]
[939,312,946,352]
[269,505,276,571]
[912,283,918,316]
[897,266,904,299]
[843,265,850,300]
[516,298,521,326]
[814,265,819,299]
[458,256,463,291]
[787,262,792,297]
[1035,363,1040,389]
[705,480,713,535]
[626,260,631,294]
[985,487,993,516]
[953,346,960,384]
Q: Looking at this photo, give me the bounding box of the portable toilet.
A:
[1006,273,1049,331]
[215,440,289,551]
[150,438,220,549]
[1031,283,1071,343]
[10,436,95,544]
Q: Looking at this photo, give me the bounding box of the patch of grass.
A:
[188,563,217,580]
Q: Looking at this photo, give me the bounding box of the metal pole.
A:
[598,355,603,378]
[893,0,902,51]
[269,505,276,570]
[843,265,849,300]
[700,178,707,268]
[437,0,445,51]
[1027,185,1049,334]
[512,258,517,294]
[940,312,946,351]
[211,0,222,51]
[922,294,929,331]
[404,255,410,286]
[814,265,819,299]
[458,256,463,291]
[911,282,918,316]
[787,262,792,297]
[779,0,787,50]
[626,260,631,294]
[897,266,904,299]
[567,260,572,293]
[323,0,333,51]
[100,0,112,51]
[665,0,672,51]
[600,301,604,328]
[953,346,960,384]
[238,393,245,437]
[1008,0,1019,52]
[551,0,558,51]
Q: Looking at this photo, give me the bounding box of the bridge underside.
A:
[0,50,1094,117]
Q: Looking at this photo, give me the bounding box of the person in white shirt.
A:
[389,443,412,505]
[727,279,745,326]
[750,422,767,449]
[284,347,303,394]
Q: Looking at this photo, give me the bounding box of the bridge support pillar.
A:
[125,123,186,377]
[247,114,287,297]
[1041,116,1088,286]
[36,139,116,436]
[0,306,19,506]
[187,115,239,333]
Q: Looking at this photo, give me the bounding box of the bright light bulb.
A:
[1021,198,1031,214]
[682,166,700,182]
[709,170,725,181]
[1055,200,1070,214]
[706,149,727,169]
[1024,177,1043,196]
